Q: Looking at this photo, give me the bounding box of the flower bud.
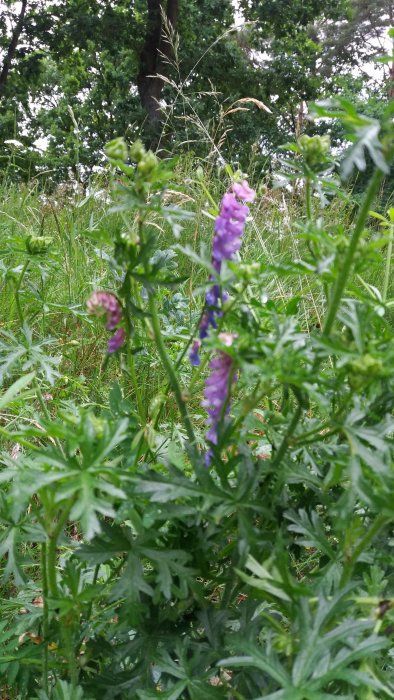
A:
[298,134,330,167]
[26,235,53,255]
[137,150,159,174]
[130,139,146,163]
[348,354,383,389]
[105,137,129,162]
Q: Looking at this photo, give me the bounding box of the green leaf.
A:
[218,648,291,687]
[342,122,389,178]
[0,371,35,408]
[285,510,337,560]
[235,555,292,602]
[137,682,187,700]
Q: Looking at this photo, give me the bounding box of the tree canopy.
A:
[0,0,391,181]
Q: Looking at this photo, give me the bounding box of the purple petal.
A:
[107,327,126,353]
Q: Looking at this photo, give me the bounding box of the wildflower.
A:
[231,180,256,203]
[211,194,249,273]
[87,291,125,353]
[26,235,53,255]
[191,181,255,365]
[207,186,254,304]
[107,327,126,353]
[87,291,122,330]
[202,333,237,465]
[105,137,128,162]
[189,339,202,366]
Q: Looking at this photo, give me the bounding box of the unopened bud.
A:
[26,235,53,255]
[298,134,331,167]
[130,139,146,163]
[105,137,129,162]
[137,150,159,174]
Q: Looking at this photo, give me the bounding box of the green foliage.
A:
[0,0,376,179]
[1,101,394,699]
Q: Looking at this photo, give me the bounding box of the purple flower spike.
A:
[205,284,221,308]
[191,180,255,367]
[232,180,256,203]
[199,310,217,340]
[87,291,125,353]
[202,333,237,465]
[87,291,122,330]
[107,327,126,353]
[189,339,201,366]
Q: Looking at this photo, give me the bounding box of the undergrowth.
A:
[1,99,394,699]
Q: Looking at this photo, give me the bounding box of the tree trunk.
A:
[0,0,28,98]
[137,0,179,144]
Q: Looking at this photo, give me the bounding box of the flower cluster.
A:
[202,333,237,466]
[87,291,125,353]
[190,180,255,366]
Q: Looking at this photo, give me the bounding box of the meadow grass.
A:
[1,151,394,697]
[0,160,391,421]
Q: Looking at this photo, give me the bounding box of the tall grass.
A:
[1,159,390,415]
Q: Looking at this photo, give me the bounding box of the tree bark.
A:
[0,0,28,98]
[137,0,179,142]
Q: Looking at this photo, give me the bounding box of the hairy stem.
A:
[46,500,74,598]
[14,259,29,326]
[128,343,146,422]
[148,292,196,445]
[305,178,313,222]
[41,542,49,693]
[271,404,303,469]
[123,271,146,423]
[383,222,394,302]
[273,161,391,470]
[63,616,79,688]
[34,378,64,455]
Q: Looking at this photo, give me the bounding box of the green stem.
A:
[340,514,389,587]
[34,378,64,455]
[271,404,302,469]
[148,293,196,445]
[85,563,100,625]
[14,259,29,326]
[305,178,313,222]
[128,343,145,422]
[323,166,387,337]
[46,537,59,600]
[63,616,79,688]
[383,222,394,302]
[267,167,388,469]
[46,500,74,598]
[41,542,49,694]
[123,272,146,423]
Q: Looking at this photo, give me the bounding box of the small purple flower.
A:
[87,291,125,353]
[87,291,122,330]
[107,327,126,353]
[205,284,221,308]
[190,181,255,367]
[202,333,237,465]
[199,310,217,340]
[211,194,249,272]
[232,180,256,203]
[189,339,201,366]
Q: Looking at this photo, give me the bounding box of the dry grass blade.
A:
[234,97,272,113]
[222,107,250,117]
